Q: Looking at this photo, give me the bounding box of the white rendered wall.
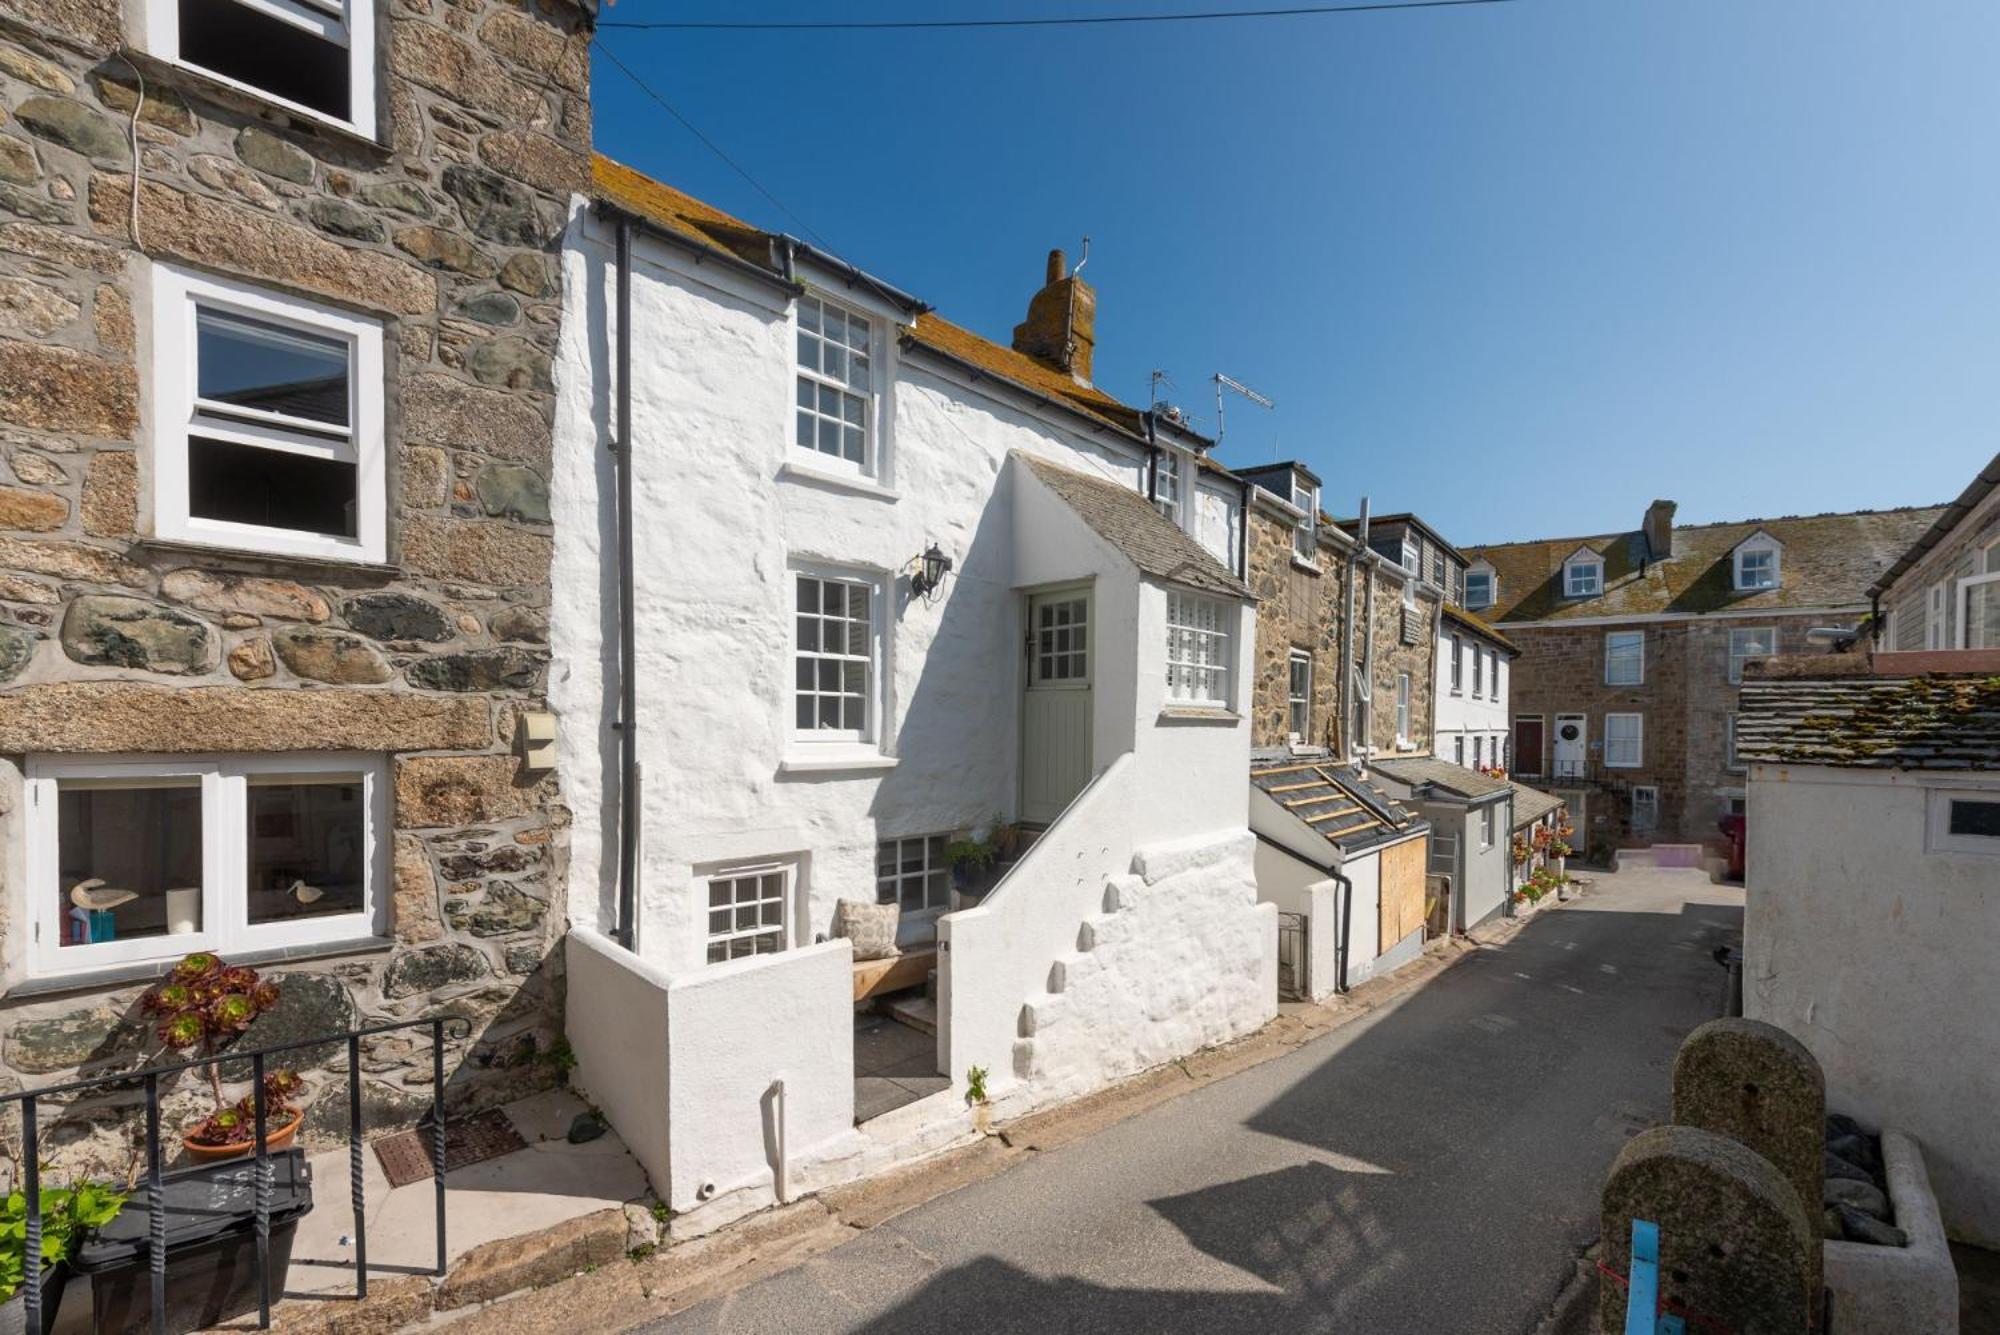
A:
[1434,629,1511,762]
[553,204,1181,967]
[1744,763,2000,1246]
[565,929,672,1195]
[1251,839,1343,1002]
[1458,797,1512,929]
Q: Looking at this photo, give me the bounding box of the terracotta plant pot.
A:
[182,1109,303,1163]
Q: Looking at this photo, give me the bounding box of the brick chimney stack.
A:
[1011,248,1096,387]
[1644,499,1677,560]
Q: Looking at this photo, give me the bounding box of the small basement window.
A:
[25,754,386,980]
[151,0,375,137]
[705,863,791,962]
[151,265,384,562]
[877,835,950,914]
[1929,789,2000,856]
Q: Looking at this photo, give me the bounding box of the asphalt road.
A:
[640,863,1742,1335]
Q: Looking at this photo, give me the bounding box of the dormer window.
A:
[1400,534,1419,574]
[1733,531,1782,591]
[1465,564,1495,609]
[1292,477,1318,561]
[1563,550,1603,598]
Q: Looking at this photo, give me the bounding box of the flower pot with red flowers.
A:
[140,954,304,1162]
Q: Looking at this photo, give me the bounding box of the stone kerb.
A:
[1672,1017,1826,1326]
[1600,1124,1816,1335]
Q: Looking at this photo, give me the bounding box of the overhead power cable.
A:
[599,0,1517,32]
[592,38,835,251]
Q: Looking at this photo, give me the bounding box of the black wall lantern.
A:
[911,543,953,598]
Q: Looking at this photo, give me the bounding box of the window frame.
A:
[1631,785,1660,832]
[1604,630,1645,686]
[1603,712,1644,769]
[1734,542,1780,591]
[1479,802,1496,850]
[876,834,951,917]
[792,292,880,479]
[1394,671,1411,745]
[1464,566,1494,609]
[24,751,388,981]
[1286,649,1312,741]
[1291,478,1318,561]
[791,564,886,747]
[1470,644,1483,698]
[150,263,386,564]
[1926,582,1948,650]
[1727,626,1777,684]
[1165,588,1233,709]
[1449,635,1463,694]
[1927,787,2000,856]
[703,861,794,964]
[145,0,377,140]
[1154,452,1183,525]
[1955,571,2000,650]
[1563,556,1603,598]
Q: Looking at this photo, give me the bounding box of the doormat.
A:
[372,1109,526,1188]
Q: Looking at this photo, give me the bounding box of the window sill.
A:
[141,52,388,152]
[1290,555,1322,575]
[6,935,395,1001]
[778,459,901,503]
[778,748,899,776]
[1159,706,1240,724]
[135,537,401,579]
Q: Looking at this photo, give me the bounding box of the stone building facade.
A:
[0,0,590,1163]
[1238,467,1439,760]
[1471,501,1943,855]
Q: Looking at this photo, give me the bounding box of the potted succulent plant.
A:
[140,954,305,1161]
[0,1178,126,1335]
[946,818,1025,897]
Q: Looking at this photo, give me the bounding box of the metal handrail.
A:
[6,1015,472,1333]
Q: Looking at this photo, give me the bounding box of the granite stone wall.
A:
[1505,613,1831,852]
[0,0,589,1169]
[1245,506,1348,751]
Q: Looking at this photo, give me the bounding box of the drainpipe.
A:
[1358,500,1376,774]
[1868,591,1883,648]
[613,216,641,950]
[1332,866,1354,993]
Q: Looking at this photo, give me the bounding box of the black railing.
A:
[2,1015,471,1334]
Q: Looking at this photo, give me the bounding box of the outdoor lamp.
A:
[912,543,953,598]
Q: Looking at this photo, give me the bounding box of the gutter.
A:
[900,335,1155,455]
[781,235,931,315]
[1867,451,2000,600]
[611,213,641,950]
[596,198,804,299]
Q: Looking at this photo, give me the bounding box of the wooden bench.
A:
[852,948,936,1002]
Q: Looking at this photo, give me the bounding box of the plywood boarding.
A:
[1380,835,1429,948]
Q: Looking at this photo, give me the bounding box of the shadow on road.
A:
[850,893,1742,1335]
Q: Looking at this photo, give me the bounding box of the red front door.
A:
[1514,715,1546,777]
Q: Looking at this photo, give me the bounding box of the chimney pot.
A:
[1012,247,1097,386]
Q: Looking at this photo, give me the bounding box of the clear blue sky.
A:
[592,1,1998,545]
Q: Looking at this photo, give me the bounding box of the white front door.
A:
[1554,713,1587,779]
[1021,588,1093,824]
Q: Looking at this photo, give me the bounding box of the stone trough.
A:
[1823,1130,1959,1335]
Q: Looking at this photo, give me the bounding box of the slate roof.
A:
[1441,603,1518,654]
[1251,760,1425,854]
[1371,756,1513,801]
[1466,507,1945,625]
[1017,454,1251,598]
[593,154,1161,445]
[1737,672,2000,770]
[1509,782,1565,829]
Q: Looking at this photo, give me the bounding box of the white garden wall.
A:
[1745,763,2000,1246]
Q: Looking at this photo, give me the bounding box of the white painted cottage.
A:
[549,158,1274,1233]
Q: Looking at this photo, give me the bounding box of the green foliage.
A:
[544,1038,577,1075]
[964,1065,990,1106]
[0,1179,128,1300]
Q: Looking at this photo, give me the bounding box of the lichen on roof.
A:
[1467,506,1948,624]
[1737,673,2000,770]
